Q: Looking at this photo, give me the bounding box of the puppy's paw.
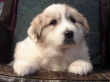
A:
[68,60,93,75]
[13,61,38,76]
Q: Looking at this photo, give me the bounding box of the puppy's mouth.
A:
[64,38,75,45]
[59,39,75,49]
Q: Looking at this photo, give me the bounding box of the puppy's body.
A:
[13,4,93,76]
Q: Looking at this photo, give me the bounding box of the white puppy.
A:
[13,4,93,76]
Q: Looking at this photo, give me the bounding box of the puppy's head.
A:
[28,4,89,48]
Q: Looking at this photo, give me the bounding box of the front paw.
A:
[13,61,37,76]
[68,60,93,75]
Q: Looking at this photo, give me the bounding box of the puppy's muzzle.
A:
[64,31,74,44]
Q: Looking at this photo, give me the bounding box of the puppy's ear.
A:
[80,15,90,36]
[27,14,44,42]
[74,11,90,36]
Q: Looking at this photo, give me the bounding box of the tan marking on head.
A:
[65,5,90,36]
[28,12,53,42]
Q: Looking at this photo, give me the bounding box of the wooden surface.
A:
[0,65,110,81]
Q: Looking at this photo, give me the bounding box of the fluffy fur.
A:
[13,4,93,76]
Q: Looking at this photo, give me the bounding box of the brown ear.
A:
[28,12,52,42]
[74,11,90,36]
[27,14,44,42]
[80,15,90,36]
[28,25,37,42]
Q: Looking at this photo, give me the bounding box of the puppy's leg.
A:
[68,59,93,75]
[13,60,40,76]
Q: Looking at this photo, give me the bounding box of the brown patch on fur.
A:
[74,12,89,35]
[66,5,89,36]
[28,12,53,42]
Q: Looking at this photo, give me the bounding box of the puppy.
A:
[13,4,93,76]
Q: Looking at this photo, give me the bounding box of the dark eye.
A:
[70,16,76,23]
[50,19,57,25]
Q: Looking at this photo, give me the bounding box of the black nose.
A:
[64,31,73,39]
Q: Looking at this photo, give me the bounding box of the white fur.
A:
[13,4,93,76]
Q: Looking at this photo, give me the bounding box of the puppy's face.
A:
[28,4,89,48]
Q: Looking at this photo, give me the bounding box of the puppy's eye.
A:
[70,17,76,23]
[50,19,57,25]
